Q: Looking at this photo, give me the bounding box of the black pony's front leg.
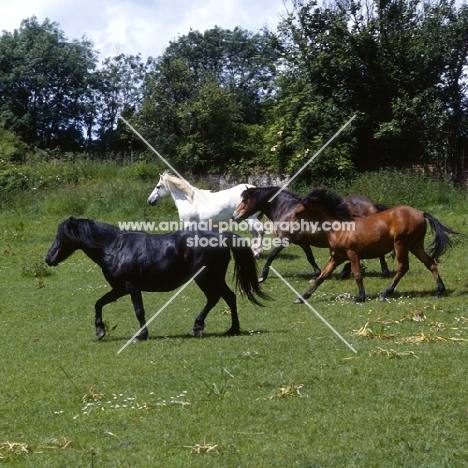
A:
[130,290,148,341]
[94,288,128,340]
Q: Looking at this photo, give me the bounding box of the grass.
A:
[0,164,468,467]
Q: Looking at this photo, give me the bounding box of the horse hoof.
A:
[293,297,306,304]
[258,277,265,284]
[191,330,203,337]
[96,330,106,341]
[378,294,388,302]
[133,335,148,342]
[225,328,240,337]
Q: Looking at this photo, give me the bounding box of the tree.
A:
[267,0,468,180]
[91,54,149,152]
[138,26,279,173]
[0,17,98,151]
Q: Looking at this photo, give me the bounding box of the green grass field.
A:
[1,166,467,467]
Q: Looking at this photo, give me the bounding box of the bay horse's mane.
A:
[305,188,353,221]
[245,186,301,204]
[59,218,120,249]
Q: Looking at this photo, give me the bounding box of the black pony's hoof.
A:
[378,293,388,302]
[225,328,240,337]
[258,276,265,284]
[96,330,106,341]
[133,335,148,343]
[191,330,203,337]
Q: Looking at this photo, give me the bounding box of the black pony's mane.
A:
[59,217,121,249]
[305,188,353,220]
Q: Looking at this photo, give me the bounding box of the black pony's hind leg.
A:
[219,282,239,336]
[192,280,239,337]
[130,290,148,341]
[94,288,128,341]
[192,279,222,337]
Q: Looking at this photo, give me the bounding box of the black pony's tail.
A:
[424,212,460,263]
[224,233,271,306]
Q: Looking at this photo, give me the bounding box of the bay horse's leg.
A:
[379,255,390,278]
[94,288,128,340]
[379,243,409,301]
[258,245,285,283]
[130,290,148,341]
[347,251,367,302]
[300,244,322,278]
[410,243,446,297]
[294,256,345,304]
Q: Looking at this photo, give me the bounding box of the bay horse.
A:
[232,186,390,282]
[45,217,270,340]
[147,171,264,258]
[291,189,459,303]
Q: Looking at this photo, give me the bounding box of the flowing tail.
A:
[424,212,460,262]
[224,233,272,306]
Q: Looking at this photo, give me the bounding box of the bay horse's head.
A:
[45,217,82,266]
[232,186,258,221]
[147,172,171,205]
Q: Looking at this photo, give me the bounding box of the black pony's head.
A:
[45,217,118,266]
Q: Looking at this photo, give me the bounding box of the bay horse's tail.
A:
[224,233,271,306]
[424,212,459,262]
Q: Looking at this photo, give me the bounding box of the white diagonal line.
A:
[269,266,357,354]
[268,114,357,202]
[118,115,207,202]
[117,266,206,354]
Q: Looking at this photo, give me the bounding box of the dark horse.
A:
[232,186,390,282]
[291,189,459,303]
[45,217,269,340]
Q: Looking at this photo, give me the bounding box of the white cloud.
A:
[0,0,293,61]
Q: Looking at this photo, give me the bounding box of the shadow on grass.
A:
[99,328,286,343]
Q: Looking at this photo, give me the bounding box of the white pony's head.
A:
[147,172,170,205]
[147,171,195,205]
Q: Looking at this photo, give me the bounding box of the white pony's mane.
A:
[161,171,211,203]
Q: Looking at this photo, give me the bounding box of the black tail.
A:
[224,233,271,306]
[424,212,460,262]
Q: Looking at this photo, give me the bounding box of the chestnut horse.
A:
[232,186,390,282]
[291,189,459,303]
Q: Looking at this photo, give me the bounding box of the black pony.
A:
[45,217,270,340]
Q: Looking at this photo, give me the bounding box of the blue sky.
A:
[0,0,294,61]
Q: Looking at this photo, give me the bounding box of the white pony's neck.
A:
[163,173,196,204]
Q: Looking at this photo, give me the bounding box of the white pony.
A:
[147,171,264,257]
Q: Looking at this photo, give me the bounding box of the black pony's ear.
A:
[66,217,79,232]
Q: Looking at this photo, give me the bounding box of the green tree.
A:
[267,0,468,181]
[138,26,278,173]
[0,16,98,151]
